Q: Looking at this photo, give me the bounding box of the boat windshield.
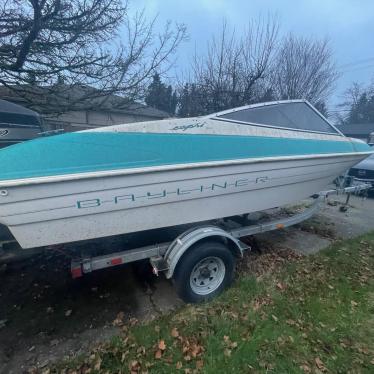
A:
[216,102,339,134]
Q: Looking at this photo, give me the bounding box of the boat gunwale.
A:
[0,151,372,188]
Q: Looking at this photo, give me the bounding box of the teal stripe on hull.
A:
[0,132,368,181]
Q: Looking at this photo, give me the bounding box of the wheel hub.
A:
[189,256,226,296]
[200,266,211,279]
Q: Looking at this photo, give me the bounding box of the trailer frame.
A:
[70,184,369,279]
[1,183,369,302]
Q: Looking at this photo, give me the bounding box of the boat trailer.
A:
[67,184,369,302]
[0,183,369,302]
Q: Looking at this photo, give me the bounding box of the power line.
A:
[341,63,374,74]
[338,56,374,69]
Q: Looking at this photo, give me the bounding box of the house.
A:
[335,123,374,143]
[0,85,169,132]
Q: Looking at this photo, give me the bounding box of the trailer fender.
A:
[163,225,245,279]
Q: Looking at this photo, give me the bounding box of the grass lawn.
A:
[53,232,374,373]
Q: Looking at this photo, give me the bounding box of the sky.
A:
[132,0,374,111]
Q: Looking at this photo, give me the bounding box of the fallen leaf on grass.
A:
[155,350,162,359]
[94,357,102,371]
[129,317,138,326]
[190,343,202,357]
[129,360,140,372]
[357,346,369,354]
[113,311,125,327]
[137,346,146,355]
[223,335,238,350]
[315,357,326,371]
[158,340,166,350]
[196,360,204,369]
[300,364,311,373]
[176,361,183,369]
[252,301,261,311]
[171,328,179,338]
[180,336,204,362]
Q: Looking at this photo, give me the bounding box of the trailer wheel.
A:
[173,241,235,303]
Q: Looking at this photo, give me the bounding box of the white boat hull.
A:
[0,153,364,249]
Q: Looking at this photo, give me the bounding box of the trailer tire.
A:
[173,241,235,303]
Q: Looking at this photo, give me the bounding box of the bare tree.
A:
[271,35,338,105]
[341,82,365,108]
[0,0,187,112]
[179,16,279,115]
[335,80,374,124]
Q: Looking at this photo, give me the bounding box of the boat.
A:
[0,99,43,149]
[0,100,372,249]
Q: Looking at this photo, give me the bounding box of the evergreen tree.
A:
[347,92,374,124]
[177,84,207,117]
[178,84,191,117]
[145,73,177,115]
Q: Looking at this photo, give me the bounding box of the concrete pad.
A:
[253,194,374,256]
[278,230,332,255]
[317,194,374,239]
[255,227,332,255]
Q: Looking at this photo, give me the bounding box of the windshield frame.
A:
[210,100,344,137]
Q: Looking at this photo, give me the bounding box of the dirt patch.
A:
[0,250,178,373]
[296,216,336,239]
[237,235,302,278]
